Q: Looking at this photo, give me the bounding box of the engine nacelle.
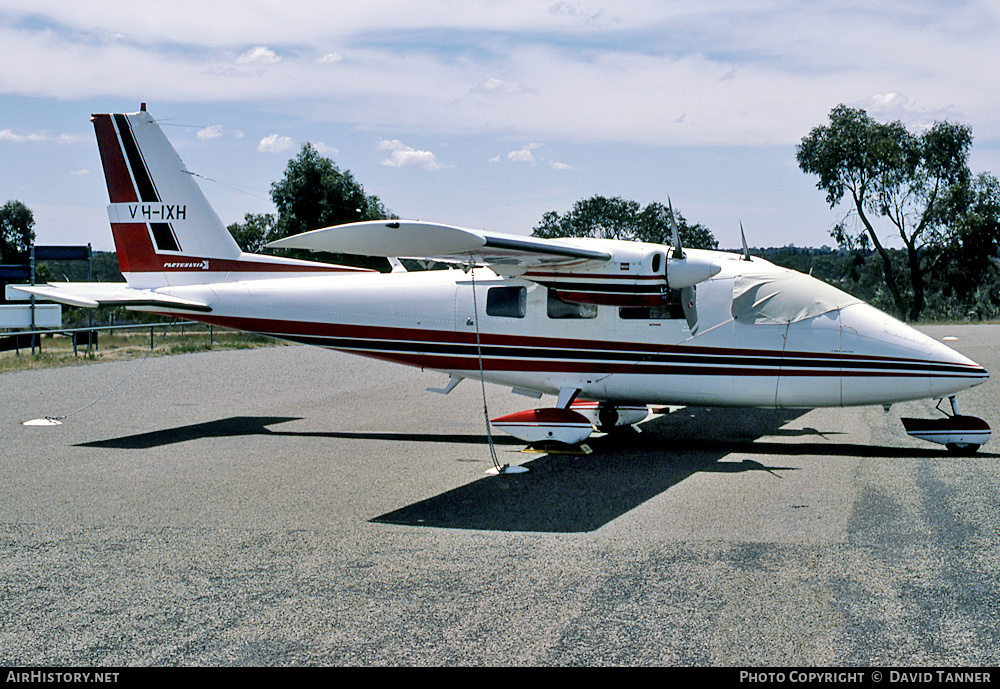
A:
[525,243,720,307]
[666,252,722,289]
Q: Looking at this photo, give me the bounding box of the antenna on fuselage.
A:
[667,197,684,260]
[740,222,752,261]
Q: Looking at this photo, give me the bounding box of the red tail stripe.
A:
[92,114,137,204]
[108,223,154,273]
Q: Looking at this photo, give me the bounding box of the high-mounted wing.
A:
[268,219,722,305]
[265,220,612,273]
[11,283,212,312]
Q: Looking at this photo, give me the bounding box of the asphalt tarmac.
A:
[2,324,999,667]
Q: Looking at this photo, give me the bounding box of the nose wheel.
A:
[946,442,981,455]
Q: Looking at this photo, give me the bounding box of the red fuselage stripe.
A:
[162,312,985,379]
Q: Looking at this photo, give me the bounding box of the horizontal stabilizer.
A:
[10,283,212,312]
[266,220,612,270]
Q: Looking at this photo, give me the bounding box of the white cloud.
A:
[478,77,525,94]
[499,143,572,169]
[0,128,81,144]
[197,125,223,140]
[1,129,47,143]
[69,168,90,176]
[236,46,280,65]
[258,133,295,153]
[2,3,1000,147]
[548,1,611,22]
[507,149,536,164]
[506,143,544,165]
[312,141,339,156]
[378,139,448,171]
[195,125,244,140]
[870,92,907,110]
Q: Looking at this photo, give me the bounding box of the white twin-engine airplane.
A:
[17,107,992,468]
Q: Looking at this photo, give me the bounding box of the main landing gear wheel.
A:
[597,405,619,434]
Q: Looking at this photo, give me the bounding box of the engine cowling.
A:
[525,243,720,307]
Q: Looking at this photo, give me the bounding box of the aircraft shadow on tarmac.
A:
[367,406,920,533]
[77,408,996,533]
[76,416,525,450]
[374,407,997,532]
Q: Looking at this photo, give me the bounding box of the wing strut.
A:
[557,387,582,409]
[468,263,528,475]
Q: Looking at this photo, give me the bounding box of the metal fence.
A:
[0,321,208,356]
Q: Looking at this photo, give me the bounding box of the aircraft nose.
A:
[839,304,988,405]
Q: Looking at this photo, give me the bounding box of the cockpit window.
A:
[731,272,861,324]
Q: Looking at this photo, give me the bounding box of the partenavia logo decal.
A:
[163,260,210,270]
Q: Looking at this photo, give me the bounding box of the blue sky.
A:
[2,1,999,253]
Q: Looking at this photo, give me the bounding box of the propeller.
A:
[667,197,684,260]
[662,197,722,289]
[740,222,752,261]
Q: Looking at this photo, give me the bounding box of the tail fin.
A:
[92,105,365,287]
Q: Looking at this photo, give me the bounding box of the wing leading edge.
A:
[266,219,722,305]
[265,220,613,273]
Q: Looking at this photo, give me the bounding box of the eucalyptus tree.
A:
[0,199,35,262]
[797,104,976,321]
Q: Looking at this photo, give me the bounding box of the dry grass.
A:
[0,327,286,374]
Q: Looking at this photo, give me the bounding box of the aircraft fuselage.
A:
[144,247,988,410]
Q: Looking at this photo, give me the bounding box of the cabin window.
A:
[546,290,598,319]
[618,289,685,320]
[486,286,527,318]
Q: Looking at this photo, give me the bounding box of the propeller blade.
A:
[668,197,684,260]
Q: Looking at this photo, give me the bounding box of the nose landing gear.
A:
[900,396,991,454]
